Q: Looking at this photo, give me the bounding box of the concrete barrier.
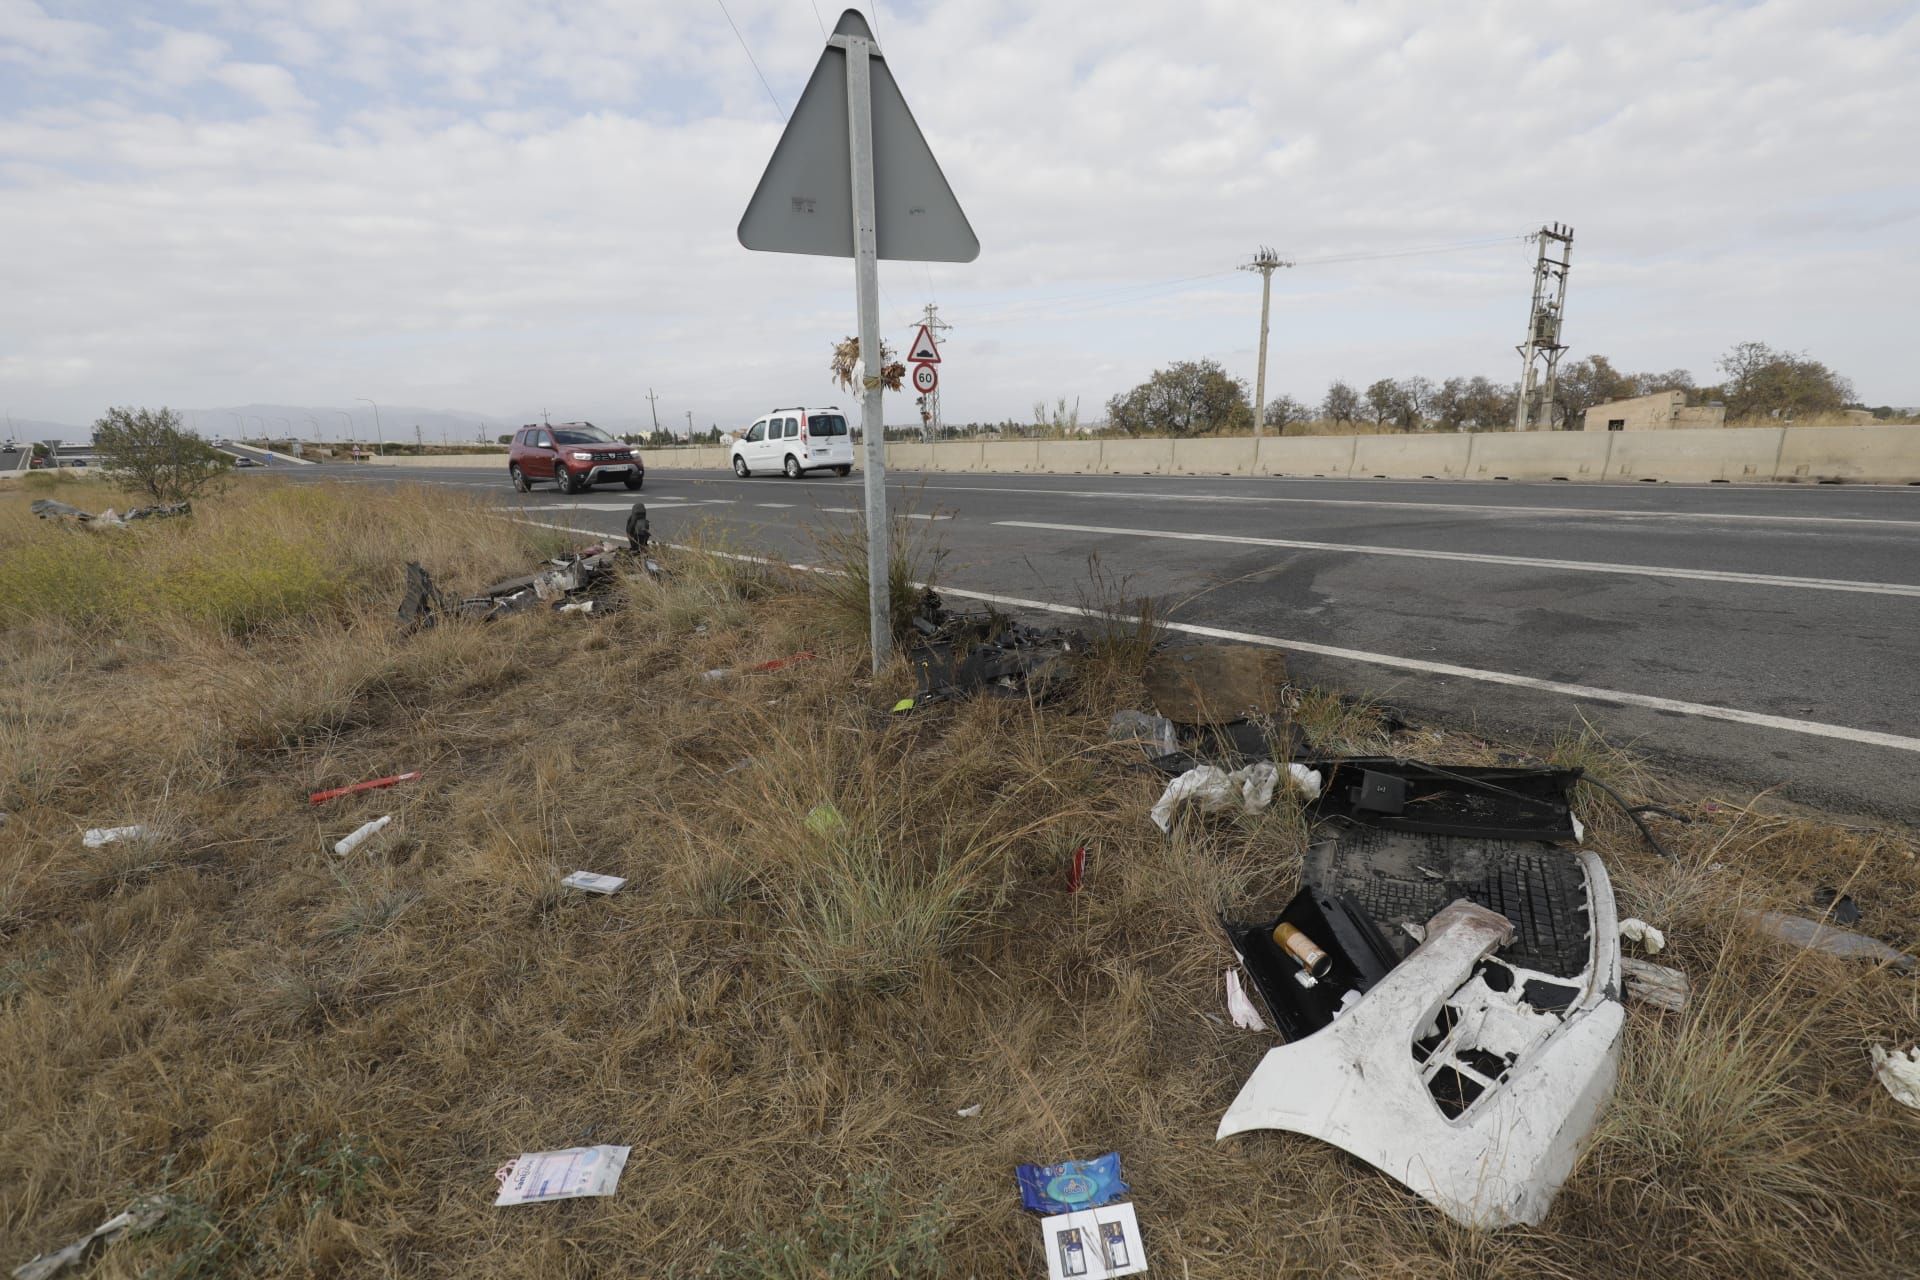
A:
[1171,437,1258,475]
[1775,425,1920,483]
[1035,440,1106,474]
[1099,439,1175,475]
[1352,434,1469,479]
[1465,432,1609,480]
[363,453,506,468]
[1255,435,1358,477]
[980,440,1040,473]
[340,426,1904,484]
[1602,427,1784,483]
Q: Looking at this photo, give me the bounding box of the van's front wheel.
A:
[733,455,749,477]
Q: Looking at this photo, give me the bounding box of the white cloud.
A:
[0,0,1915,432]
[139,29,229,86]
[213,61,311,111]
[0,0,104,70]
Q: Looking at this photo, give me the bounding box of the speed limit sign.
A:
[911,361,938,394]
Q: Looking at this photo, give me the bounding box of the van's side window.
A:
[784,418,799,438]
[746,421,765,443]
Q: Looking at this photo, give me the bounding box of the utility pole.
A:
[356,398,385,455]
[1514,224,1574,431]
[414,423,424,450]
[914,302,951,441]
[646,389,661,432]
[684,410,693,438]
[1240,247,1292,437]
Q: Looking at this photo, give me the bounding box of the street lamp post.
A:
[333,409,354,449]
[355,398,385,456]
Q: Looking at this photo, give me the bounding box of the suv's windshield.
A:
[808,414,848,437]
[551,425,615,445]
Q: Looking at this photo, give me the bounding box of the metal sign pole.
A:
[845,31,891,671]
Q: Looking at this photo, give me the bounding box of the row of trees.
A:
[1100,342,1863,436]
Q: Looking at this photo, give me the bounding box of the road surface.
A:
[284,462,1920,823]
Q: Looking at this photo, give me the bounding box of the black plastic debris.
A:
[1814,886,1863,926]
[1221,887,1401,1041]
[1304,825,1595,978]
[1305,758,1581,843]
[31,498,191,525]
[904,591,1078,704]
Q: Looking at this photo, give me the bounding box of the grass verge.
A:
[1,478,1916,1277]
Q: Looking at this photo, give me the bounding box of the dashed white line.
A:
[756,503,796,508]
[997,520,1920,598]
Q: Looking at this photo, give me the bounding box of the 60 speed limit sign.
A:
[911,362,938,394]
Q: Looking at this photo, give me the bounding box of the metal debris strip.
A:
[1744,909,1917,971]
[12,1197,178,1280]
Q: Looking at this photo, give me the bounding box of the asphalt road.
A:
[286,461,1920,824]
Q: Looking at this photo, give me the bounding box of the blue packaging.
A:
[1015,1151,1128,1215]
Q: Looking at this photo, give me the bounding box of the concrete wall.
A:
[355,427,1920,484]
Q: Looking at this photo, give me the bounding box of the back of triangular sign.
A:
[737,20,979,263]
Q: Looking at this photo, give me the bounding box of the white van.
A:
[730,407,854,478]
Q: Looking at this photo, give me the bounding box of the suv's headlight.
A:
[569,451,591,461]
[629,449,642,459]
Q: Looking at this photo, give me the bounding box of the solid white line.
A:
[500,516,1920,756]
[757,503,796,508]
[910,482,1920,529]
[929,587,1920,756]
[997,520,1920,597]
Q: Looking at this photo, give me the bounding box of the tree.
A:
[90,406,231,502]
[1459,376,1515,430]
[1105,359,1251,436]
[1363,379,1399,428]
[496,434,514,445]
[1321,380,1361,426]
[1264,394,1310,433]
[1392,377,1433,431]
[1715,341,1854,420]
[1553,355,1633,429]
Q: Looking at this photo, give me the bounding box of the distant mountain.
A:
[2,417,86,445]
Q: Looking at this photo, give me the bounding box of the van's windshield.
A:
[808,414,848,437]
[551,425,615,445]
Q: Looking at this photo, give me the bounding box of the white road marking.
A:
[509,501,661,512]
[819,506,948,520]
[997,520,1920,597]
[757,503,796,508]
[505,515,1920,758]
[905,482,1920,529]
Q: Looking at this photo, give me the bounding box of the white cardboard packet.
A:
[562,871,627,895]
[494,1145,631,1206]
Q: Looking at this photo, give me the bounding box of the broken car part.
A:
[1219,860,1627,1229]
[1304,758,1581,843]
[905,592,1078,705]
[308,771,422,805]
[1222,887,1401,1042]
[1621,957,1690,1012]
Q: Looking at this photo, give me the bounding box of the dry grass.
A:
[2,480,1917,1277]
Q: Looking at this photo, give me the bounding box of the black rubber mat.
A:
[1303,825,1592,978]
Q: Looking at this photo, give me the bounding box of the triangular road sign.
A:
[738,10,979,263]
[907,324,941,363]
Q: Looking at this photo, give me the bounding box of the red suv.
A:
[509,423,644,493]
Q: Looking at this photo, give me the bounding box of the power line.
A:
[715,0,787,118]
[807,0,827,38]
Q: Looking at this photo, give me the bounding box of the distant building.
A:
[1580,390,1726,431]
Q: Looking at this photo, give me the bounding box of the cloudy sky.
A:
[2,0,1915,438]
